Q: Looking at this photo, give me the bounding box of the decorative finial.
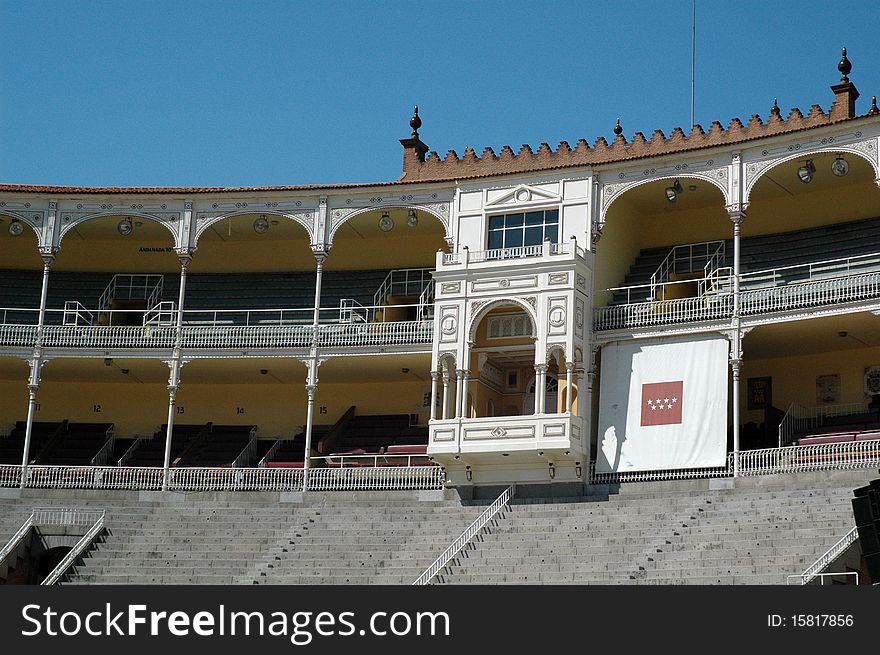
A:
[613,118,623,137]
[838,47,852,83]
[409,105,422,137]
[771,98,780,117]
[871,96,879,116]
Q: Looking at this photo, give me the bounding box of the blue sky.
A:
[1,1,878,187]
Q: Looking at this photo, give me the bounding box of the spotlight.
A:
[253,216,270,234]
[465,466,472,481]
[665,180,683,203]
[121,368,130,375]
[575,462,583,478]
[260,369,268,375]
[401,368,410,374]
[796,160,815,183]
[406,208,419,228]
[548,463,556,479]
[838,331,848,338]
[117,218,133,236]
[104,358,113,367]
[831,155,849,177]
[378,211,394,232]
[8,220,24,236]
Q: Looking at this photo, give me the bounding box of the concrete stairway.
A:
[434,470,875,585]
[240,494,486,585]
[0,488,481,585]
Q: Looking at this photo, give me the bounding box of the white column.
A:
[535,364,548,414]
[19,363,42,488]
[459,370,470,418]
[21,252,56,487]
[727,208,746,478]
[303,365,318,492]
[302,251,327,491]
[565,361,575,414]
[441,371,451,420]
[731,352,742,478]
[429,371,439,421]
[454,370,465,418]
[162,254,192,491]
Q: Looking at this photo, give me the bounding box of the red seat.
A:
[796,433,855,446]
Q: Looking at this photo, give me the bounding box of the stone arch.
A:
[437,352,457,374]
[600,172,731,229]
[193,209,313,245]
[327,204,451,247]
[744,145,880,204]
[467,297,538,345]
[57,211,179,246]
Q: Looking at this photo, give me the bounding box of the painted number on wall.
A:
[176,406,185,414]
[319,406,328,414]
[93,404,102,413]
[236,407,245,415]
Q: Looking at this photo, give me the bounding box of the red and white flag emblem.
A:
[640,381,683,427]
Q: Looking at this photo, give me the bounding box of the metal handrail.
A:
[117,435,148,467]
[789,526,860,585]
[41,512,105,585]
[777,401,870,447]
[0,513,35,567]
[787,571,860,586]
[650,240,725,298]
[231,427,259,468]
[412,485,512,585]
[258,438,284,468]
[89,426,116,466]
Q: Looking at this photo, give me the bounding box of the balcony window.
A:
[487,209,559,250]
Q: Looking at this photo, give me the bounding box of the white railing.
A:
[737,439,880,476]
[0,513,36,568]
[180,325,313,349]
[143,301,176,326]
[338,298,372,323]
[62,301,93,326]
[42,512,106,586]
[650,240,725,297]
[89,427,116,466]
[594,292,733,330]
[740,271,880,316]
[40,324,177,349]
[318,320,433,347]
[417,279,435,320]
[98,274,164,314]
[0,322,39,345]
[469,244,544,263]
[7,465,165,490]
[786,571,860,585]
[306,466,443,492]
[231,428,259,468]
[117,436,150,467]
[589,458,734,485]
[373,268,434,306]
[0,463,443,492]
[777,402,870,447]
[258,439,284,468]
[316,453,433,468]
[32,507,106,526]
[595,251,880,332]
[412,485,512,585]
[590,439,880,483]
[740,251,880,288]
[787,526,860,585]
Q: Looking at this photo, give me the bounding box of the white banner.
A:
[597,335,729,473]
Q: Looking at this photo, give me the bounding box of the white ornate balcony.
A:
[428,414,585,458]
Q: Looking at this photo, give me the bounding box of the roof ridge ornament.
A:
[838,47,852,83]
[613,118,623,137]
[410,105,422,138]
